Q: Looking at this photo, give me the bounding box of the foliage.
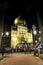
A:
[39,54,43,60]
[0,55,3,60]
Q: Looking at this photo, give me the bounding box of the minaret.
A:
[37,12,43,43]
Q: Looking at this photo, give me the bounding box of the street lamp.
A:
[33,30,37,45]
[39,31,41,34]
[39,37,41,42]
[33,30,37,35]
[6,32,9,36]
[35,40,37,43]
[1,33,4,36]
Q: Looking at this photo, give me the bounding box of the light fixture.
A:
[1,33,4,36]
[33,30,37,35]
[6,32,9,36]
[35,40,37,43]
[39,31,41,34]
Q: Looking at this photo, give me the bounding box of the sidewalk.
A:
[0,53,43,65]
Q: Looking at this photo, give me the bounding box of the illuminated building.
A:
[11,17,33,48]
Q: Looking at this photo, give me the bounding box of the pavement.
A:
[0,53,43,65]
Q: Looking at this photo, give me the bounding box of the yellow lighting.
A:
[11,35,20,48]
[14,19,17,24]
[28,38,33,43]
[27,33,33,43]
[11,25,33,48]
[11,30,20,48]
[24,32,33,43]
[14,17,19,25]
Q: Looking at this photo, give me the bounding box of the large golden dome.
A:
[14,16,26,26]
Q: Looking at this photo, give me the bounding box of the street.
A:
[0,53,43,65]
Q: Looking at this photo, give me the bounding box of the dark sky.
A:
[0,1,43,29]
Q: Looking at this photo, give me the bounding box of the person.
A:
[24,44,28,53]
[1,46,4,56]
[34,42,42,56]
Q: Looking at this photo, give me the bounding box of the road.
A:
[0,53,43,65]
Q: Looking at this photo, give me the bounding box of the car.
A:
[4,47,12,53]
[34,43,43,56]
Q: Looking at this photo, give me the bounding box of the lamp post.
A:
[33,30,37,44]
[1,32,4,57]
[32,25,37,45]
[1,31,9,56]
[38,30,41,42]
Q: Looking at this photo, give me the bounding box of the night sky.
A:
[0,1,43,29]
